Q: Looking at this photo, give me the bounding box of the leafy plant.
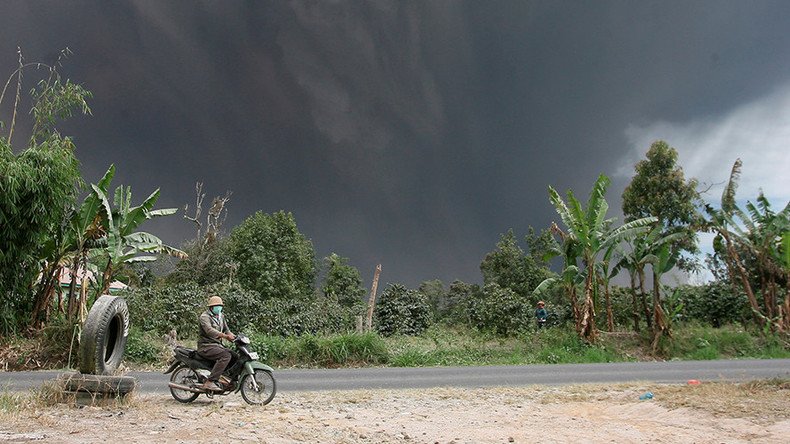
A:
[229,210,316,299]
[468,283,531,336]
[0,51,88,333]
[374,283,432,337]
[544,174,655,342]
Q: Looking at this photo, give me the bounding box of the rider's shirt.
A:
[198,310,231,348]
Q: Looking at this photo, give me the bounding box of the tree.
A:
[0,51,89,333]
[418,279,447,320]
[704,159,789,332]
[469,283,532,335]
[229,210,316,299]
[374,283,432,336]
[644,236,683,351]
[622,140,700,270]
[91,180,186,296]
[480,229,553,302]
[321,253,366,307]
[614,226,685,338]
[546,174,655,342]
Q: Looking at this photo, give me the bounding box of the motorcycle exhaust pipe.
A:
[168,382,204,393]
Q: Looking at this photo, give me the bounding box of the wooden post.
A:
[365,264,382,332]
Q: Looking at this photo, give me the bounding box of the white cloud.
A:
[622,83,790,205]
[621,83,790,283]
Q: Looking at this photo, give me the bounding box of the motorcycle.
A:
[164,333,276,405]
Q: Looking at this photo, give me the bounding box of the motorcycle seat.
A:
[174,346,198,359]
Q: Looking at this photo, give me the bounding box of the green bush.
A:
[467,283,531,336]
[676,283,750,327]
[124,328,163,365]
[123,283,203,336]
[252,296,362,337]
[374,284,432,337]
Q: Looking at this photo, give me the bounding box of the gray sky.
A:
[2,1,789,287]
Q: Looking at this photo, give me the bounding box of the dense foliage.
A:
[621,140,700,270]
[229,210,316,299]
[0,72,88,334]
[675,282,749,327]
[374,283,432,336]
[468,283,532,335]
[321,253,366,307]
[480,230,553,302]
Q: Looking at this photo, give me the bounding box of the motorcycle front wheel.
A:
[169,365,200,403]
[240,369,276,405]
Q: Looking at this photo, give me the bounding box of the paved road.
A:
[2,359,788,394]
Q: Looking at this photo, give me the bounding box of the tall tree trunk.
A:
[650,269,670,353]
[31,262,60,328]
[629,271,640,333]
[566,284,580,328]
[638,268,652,329]
[67,257,79,321]
[604,280,614,332]
[99,261,114,296]
[578,264,597,343]
[722,232,765,329]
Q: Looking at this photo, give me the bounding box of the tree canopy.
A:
[622,140,699,269]
[229,210,316,299]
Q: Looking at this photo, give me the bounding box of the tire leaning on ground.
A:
[60,372,137,395]
[79,295,130,375]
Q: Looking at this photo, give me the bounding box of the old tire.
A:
[79,295,130,375]
[60,372,137,395]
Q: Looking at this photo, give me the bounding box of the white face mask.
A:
[211,306,223,315]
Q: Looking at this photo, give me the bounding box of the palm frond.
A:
[532,277,558,296]
[721,158,741,214]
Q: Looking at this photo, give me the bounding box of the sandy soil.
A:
[1,383,788,443]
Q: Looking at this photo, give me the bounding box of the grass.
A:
[4,322,788,371]
[667,323,790,360]
[251,331,389,367]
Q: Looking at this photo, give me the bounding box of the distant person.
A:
[535,301,548,329]
[197,296,236,392]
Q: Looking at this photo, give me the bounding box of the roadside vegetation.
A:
[1,53,788,372]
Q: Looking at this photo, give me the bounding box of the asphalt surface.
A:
[1,359,788,393]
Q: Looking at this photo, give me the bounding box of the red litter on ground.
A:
[687,379,701,385]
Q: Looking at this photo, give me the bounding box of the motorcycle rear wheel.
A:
[240,369,276,405]
[169,365,200,403]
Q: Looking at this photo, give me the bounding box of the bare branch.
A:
[183,181,205,242]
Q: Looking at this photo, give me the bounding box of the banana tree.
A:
[643,240,681,351]
[31,165,114,325]
[547,174,656,342]
[704,159,789,332]
[533,222,584,325]
[615,225,686,335]
[92,183,186,296]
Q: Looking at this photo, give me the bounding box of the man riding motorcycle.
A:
[198,296,236,392]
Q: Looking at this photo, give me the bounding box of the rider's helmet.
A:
[208,295,224,307]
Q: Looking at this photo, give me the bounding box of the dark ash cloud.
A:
[3,1,790,286]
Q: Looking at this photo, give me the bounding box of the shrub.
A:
[123,283,203,336]
[467,283,531,336]
[124,327,163,365]
[676,282,750,327]
[374,284,432,337]
[253,296,362,337]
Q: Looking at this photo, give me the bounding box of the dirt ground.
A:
[1,382,788,443]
